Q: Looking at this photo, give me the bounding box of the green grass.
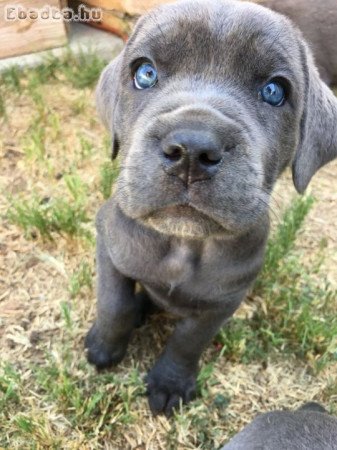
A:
[217,195,337,371]
[47,112,62,141]
[78,135,94,159]
[0,91,6,117]
[0,364,21,410]
[260,195,315,278]
[7,174,93,242]
[71,95,88,115]
[0,48,107,94]
[0,349,145,448]
[69,261,93,298]
[22,117,46,160]
[1,65,22,91]
[99,161,119,200]
[59,50,107,89]
[0,350,232,449]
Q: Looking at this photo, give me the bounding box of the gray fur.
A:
[221,402,337,449]
[85,0,337,415]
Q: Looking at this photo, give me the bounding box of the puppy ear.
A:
[292,43,337,193]
[96,52,124,159]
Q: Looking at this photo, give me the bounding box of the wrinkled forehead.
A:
[126,0,301,82]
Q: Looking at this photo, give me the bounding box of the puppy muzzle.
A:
[150,104,249,186]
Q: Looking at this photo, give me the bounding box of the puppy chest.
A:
[109,236,201,287]
[158,242,198,287]
[114,237,232,296]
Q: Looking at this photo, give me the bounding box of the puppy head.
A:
[97,0,337,239]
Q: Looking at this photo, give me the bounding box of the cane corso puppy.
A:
[222,402,337,449]
[85,0,337,415]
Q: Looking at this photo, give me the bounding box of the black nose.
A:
[162,130,223,184]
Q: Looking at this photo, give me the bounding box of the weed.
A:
[1,65,22,91]
[323,381,337,414]
[102,134,112,157]
[27,54,60,86]
[79,135,94,158]
[48,113,62,141]
[69,261,93,298]
[28,87,48,117]
[64,173,88,204]
[197,362,216,397]
[71,95,87,115]
[0,364,21,409]
[22,119,46,160]
[15,415,35,434]
[7,175,93,242]
[61,301,73,330]
[99,161,119,200]
[258,195,315,285]
[0,91,6,118]
[59,49,107,89]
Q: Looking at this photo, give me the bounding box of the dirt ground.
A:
[0,77,336,449]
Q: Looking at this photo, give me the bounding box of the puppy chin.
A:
[139,205,228,239]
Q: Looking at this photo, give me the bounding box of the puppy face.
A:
[97,0,337,239]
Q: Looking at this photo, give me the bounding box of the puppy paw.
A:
[146,359,197,416]
[85,323,128,370]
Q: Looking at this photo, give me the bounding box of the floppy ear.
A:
[96,52,124,159]
[292,43,337,193]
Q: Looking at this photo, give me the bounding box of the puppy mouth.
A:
[140,204,228,239]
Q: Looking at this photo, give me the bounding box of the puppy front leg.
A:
[146,297,243,416]
[85,236,138,369]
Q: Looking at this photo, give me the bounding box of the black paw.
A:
[84,323,128,370]
[146,358,197,416]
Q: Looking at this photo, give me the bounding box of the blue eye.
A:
[260,81,285,106]
[134,62,158,89]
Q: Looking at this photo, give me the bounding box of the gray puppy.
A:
[85,0,337,416]
[221,402,337,449]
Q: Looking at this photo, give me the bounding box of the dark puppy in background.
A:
[262,0,337,86]
[85,0,337,415]
[221,402,337,449]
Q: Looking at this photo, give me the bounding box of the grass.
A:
[33,353,144,429]
[1,52,336,449]
[0,49,106,94]
[0,345,234,449]
[0,342,146,447]
[7,174,93,242]
[99,160,119,200]
[0,92,6,118]
[22,118,46,161]
[8,194,92,241]
[71,95,88,115]
[260,195,315,276]
[69,261,93,298]
[217,196,337,371]
[1,65,22,91]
